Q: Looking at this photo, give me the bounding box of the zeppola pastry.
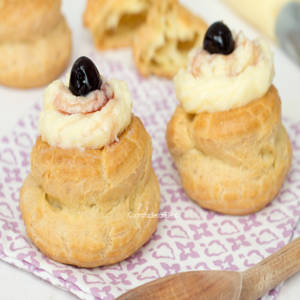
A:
[20,57,160,267]
[133,0,207,78]
[166,22,292,215]
[0,0,71,88]
[83,0,152,49]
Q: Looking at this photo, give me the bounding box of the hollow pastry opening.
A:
[106,11,148,37]
[149,33,200,70]
[45,193,62,211]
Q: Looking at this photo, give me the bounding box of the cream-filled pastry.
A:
[0,0,71,88]
[166,22,292,215]
[20,57,160,267]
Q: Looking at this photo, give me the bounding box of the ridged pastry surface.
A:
[20,116,160,267]
[166,86,292,215]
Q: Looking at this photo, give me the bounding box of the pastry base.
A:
[20,116,160,267]
[20,171,160,268]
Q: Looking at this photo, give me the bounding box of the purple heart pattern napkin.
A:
[0,50,300,300]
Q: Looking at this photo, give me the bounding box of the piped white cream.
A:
[38,77,132,149]
[174,32,274,113]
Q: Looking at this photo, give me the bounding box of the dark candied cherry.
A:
[69,56,102,96]
[203,21,235,55]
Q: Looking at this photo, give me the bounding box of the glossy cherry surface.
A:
[203,21,235,55]
[69,56,102,96]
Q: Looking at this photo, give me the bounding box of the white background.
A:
[0,0,299,299]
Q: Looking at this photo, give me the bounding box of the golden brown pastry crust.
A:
[20,116,160,267]
[83,0,152,50]
[0,0,71,89]
[0,0,61,42]
[133,0,207,78]
[166,86,292,215]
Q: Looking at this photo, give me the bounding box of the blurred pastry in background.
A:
[223,0,300,64]
[133,0,207,78]
[166,22,292,215]
[0,0,71,89]
[83,0,152,49]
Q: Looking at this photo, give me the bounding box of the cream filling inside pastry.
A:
[174,32,274,113]
[38,78,132,149]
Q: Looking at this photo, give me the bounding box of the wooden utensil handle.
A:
[241,237,300,300]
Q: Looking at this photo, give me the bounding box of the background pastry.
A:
[133,0,207,78]
[166,22,292,215]
[83,0,152,49]
[20,57,160,267]
[0,0,71,89]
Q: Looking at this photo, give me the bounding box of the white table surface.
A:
[0,0,300,299]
